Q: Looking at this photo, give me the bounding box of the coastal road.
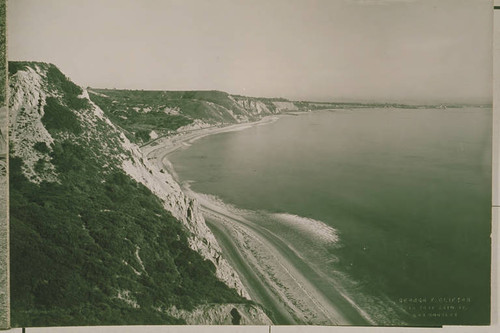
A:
[205,217,296,324]
[197,194,373,326]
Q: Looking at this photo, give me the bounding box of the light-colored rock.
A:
[149,130,158,139]
[9,65,58,183]
[233,98,272,115]
[272,101,298,111]
[166,303,272,325]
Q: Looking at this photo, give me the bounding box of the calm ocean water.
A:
[169,108,491,325]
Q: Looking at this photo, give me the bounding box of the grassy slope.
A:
[9,62,247,326]
[88,89,193,143]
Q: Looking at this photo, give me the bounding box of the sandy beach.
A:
[141,116,373,325]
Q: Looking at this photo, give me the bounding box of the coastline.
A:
[141,113,374,325]
[141,115,281,159]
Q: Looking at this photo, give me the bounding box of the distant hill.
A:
[87,88,301,144]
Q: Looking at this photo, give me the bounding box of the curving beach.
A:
[142,107,492,326]
[142,115,374,325]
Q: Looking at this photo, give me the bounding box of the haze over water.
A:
[169,108,491,325]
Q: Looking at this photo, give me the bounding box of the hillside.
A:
[8,61,270,326]
[88,88,300,144]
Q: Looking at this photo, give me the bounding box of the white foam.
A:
[187,187,339,245]
[272,213,339,244]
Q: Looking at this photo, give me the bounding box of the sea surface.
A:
[168,108,491,326]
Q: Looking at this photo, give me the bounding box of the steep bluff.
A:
[8,62,266,326]
[120,128,249,298]
[9,65,58,183]
[88,88,301,145]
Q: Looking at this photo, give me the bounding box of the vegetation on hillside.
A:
[42,97,82,134]
[88,89,193,144]
[8,61,32,77]
[88,88,290,144]
[9,63,248,326]
[10,150,245,325]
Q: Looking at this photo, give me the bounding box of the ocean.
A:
[168,108,491,326]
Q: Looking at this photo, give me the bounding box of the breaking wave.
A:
[271,213,340,244]
[192,190,340,246]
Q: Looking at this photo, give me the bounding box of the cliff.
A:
[167,303,272,325]
[8,62,266,326]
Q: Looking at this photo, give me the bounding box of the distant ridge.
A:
[87,86,490,145]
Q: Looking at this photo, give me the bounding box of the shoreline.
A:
[141,113,373,325]
[141,115,281,159]
[189,188,372,325]
[142,115,283,186]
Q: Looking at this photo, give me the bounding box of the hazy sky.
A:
[8,0,493,103]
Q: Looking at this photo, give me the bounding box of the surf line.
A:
[195,195,373,325]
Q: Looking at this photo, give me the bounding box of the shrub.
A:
[47,66,82,97]
[135,130,150,142]
[8,61,30,76]
[42,97,82,134]
[33,142,50,154]
[10,140,246,326]
[46,65,90,110]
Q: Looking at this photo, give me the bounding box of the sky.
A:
[7,0,493,104]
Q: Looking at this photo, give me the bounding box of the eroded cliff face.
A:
[272,101,298,112]
[167,303,272,325]
[230,96,276,117]
[9,62,253,318]
[9,66,58,183]
[120,135,250,299]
